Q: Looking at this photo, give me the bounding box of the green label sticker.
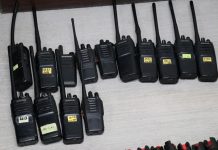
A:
[13,64,19,71]
[182,54,192,59]
[203,57,212,63]
[40,123,57,135]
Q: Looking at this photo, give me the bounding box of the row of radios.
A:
[8,0,217,147]
[12,0,218,93]
[137,138,218,150]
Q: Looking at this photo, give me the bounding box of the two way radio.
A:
[72,19,104,135]
[81,82,104,135]
[8,46,38,146]
[9,0,32,92]
[203,137,218,150]
[95,40,118,79]
[152,3,179,84]
[190,1,218,82]
[192,142,207,150]
[56,48,84,144]
[169,0,197,79]
[178,142,191,150]
[56,45,77,87]
[32,7,58,92]
[30,47,62,144]
[151,146,164,150]
[112,0,139,82]
[71,19,98,84]
[137,137,218,150]
[131,3,158,82]
[164,141,177,150]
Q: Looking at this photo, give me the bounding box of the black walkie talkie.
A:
[112,0,139,82]
[152,3,179,84]
[190,1,218,82]
[30,47,62,144]
[165,141,177,150]
[56,45,77,87]
[71,19,98,84]
[192,142,207,150]
[8,46,38,146]
[72,19,104,135]
[95,40,118,79]
[178,142,192,150]
[81,83,104,135]
[169,0,197,79]
[131,3,158,82]
[9,0,32,92]
[32,7,58,92]
[203,137,218,150]
[56,48,84,144]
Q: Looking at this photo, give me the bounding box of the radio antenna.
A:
[55,46,66,99]
[32,7,42,52]
[8,46,18,99]
[190,1,200,42]
[11,0,19,46]
[169,0,180,40]
[71,18,80,52]
[152,3,161,44]
[82,82,87,100]
[71,18,88,99]
[30,46,40,98]
[112,0,121,42]
[131,3,142,43]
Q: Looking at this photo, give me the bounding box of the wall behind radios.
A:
[1,0,166,12]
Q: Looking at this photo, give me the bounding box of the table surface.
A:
[0,0,218,149]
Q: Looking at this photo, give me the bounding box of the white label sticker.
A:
[18,115,29,124]
[13,64,19,71]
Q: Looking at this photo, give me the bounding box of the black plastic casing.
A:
[11,44,32,92]
[76,45,98,84]
[115,36,139,82]
[59,94,83,144]
[175,36,197,79]
[36,48,58,92]
[58,49,77,87]
[95,40,118,79]
[137,38,158,82]
[192,142,207,150]
[11,93,38,146]
[194,39,218,82]
[165,141,177,150]
[156,40,179,84]
[203,137,218,150]
[34,93,62,144]
[178,143,192,150]
[82,92,104,135]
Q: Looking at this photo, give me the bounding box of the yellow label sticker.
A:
[40,123,57,135]
[162,59,172,65]
[203,57,212,63]
[18,115,29,124]
[144,57,153,63]
[182,54,192,59]
[13,64,19,71]
[67,115,77,123]
[42,68,52,75]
